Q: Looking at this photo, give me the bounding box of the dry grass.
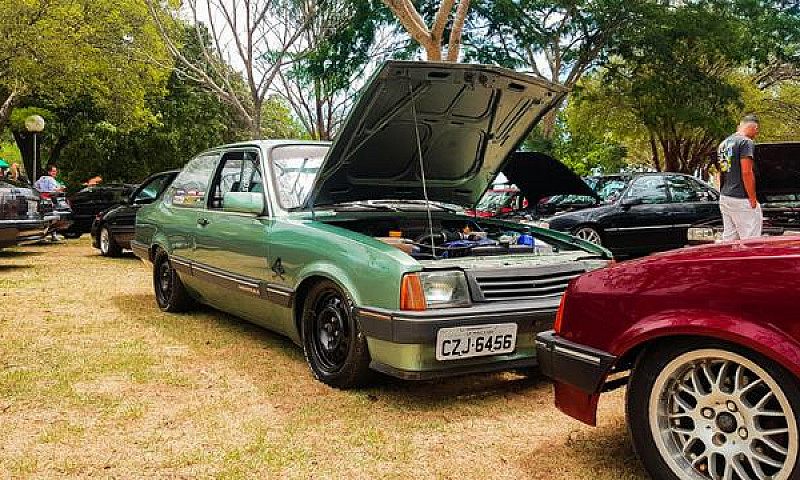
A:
[0,238,647,479]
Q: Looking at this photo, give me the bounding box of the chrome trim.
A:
[553,345,602,365]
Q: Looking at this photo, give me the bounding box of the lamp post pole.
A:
[24,115,45,184]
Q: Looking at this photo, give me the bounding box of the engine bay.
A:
[321,216,581,260]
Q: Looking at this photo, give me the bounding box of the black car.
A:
[63,183,137,238]
[91,171,178,256]
[0,177,49,248]
[544,172,721,256]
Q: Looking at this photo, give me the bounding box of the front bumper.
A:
[357,298,560,380]
[535,330,616,393]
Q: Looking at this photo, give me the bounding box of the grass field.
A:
[0,238,647,479]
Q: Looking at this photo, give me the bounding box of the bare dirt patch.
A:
[0,239,646,479]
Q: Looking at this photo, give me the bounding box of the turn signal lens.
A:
[554,293,567,334]
[400,273,426,311]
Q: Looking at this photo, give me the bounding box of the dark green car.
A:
[133,61,612,388]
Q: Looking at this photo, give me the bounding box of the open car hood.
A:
[755,142,800,197]
[502,152,598,204]
[304,61,566,208]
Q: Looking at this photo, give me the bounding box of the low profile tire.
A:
[99,226,123,257]
[62,232,82,239]
[572,225,604,246]
[627,340,800,480]
[301,280,371,389]
[153,249,194,313]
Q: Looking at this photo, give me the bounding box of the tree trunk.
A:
[0,89,19,132]
[12,130,39,184]
[314,78,325,140]
[649,134,661,171]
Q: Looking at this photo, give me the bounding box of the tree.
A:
[145,0,314,138]
[277,0,389,140]
[382,0,471,61]
[0,0,170,131]
[561,0,800,175]
[463,0,653,136]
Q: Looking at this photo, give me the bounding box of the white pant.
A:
[719,195,763,241]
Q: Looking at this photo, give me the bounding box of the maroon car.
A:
[537,236,800,480]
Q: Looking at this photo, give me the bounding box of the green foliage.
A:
[0,0,171,129]
[558,0,800,174]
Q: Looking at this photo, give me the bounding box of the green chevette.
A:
[132,61,612,388]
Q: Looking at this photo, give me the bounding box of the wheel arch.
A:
[611,319,800,382]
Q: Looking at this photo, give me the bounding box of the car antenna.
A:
[409,80,437,257]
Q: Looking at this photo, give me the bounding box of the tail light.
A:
[40,192,51,199]
[400,273,426,311]
[554,293,567,334]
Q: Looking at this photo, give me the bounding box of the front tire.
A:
[572,225,603,246]
[153,250,195,313]
[99,226,123,257]
[627,340,800,480]
[301,280,371,389]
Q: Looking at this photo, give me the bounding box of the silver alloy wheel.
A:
[649,349,798,480]
[100,227,111,254]
[573,226,602,245]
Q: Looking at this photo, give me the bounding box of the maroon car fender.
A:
[551,310,800,427]
[609,309,800,380]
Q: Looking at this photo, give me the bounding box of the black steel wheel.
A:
[153,249,194,313]
[99,225,123,257]
[302,280,371,388]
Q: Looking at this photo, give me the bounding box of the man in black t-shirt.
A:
[717,115,761,240]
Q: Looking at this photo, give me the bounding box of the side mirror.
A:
[223,191,264,215]
[621,197,643,208]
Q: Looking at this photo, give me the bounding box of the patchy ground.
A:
[0,238,647,479]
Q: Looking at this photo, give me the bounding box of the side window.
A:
[208,151,263,209]
[133,175,172,204]
[625,176,669,204]
[666,175,702,203]
[167,154,218,208]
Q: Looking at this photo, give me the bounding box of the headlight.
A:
[532,221,550,229]
[400,271,471,310]
[687,227,720,243]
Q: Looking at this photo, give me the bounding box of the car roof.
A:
[198,140,331,157]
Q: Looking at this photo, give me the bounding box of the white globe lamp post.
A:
[24,115,45,184]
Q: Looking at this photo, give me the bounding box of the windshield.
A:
[476,190,515,210]
[270,145,328,209]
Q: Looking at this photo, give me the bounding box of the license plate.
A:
[28,200,37,213]
[435,323,517,361]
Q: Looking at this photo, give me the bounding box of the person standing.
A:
[35,165,65,193]
[717,115,761,241]
[34,164,66,241]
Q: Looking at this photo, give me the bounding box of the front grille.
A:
[470,268,584,302]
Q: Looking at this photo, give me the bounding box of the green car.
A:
[132,61,612,388]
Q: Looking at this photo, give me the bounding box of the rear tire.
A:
[301,280,371,389]
[153,249,194,313]
[99,226,123,257]
[627,340,800,480]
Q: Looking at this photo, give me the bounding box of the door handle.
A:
[197,218,210,227]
